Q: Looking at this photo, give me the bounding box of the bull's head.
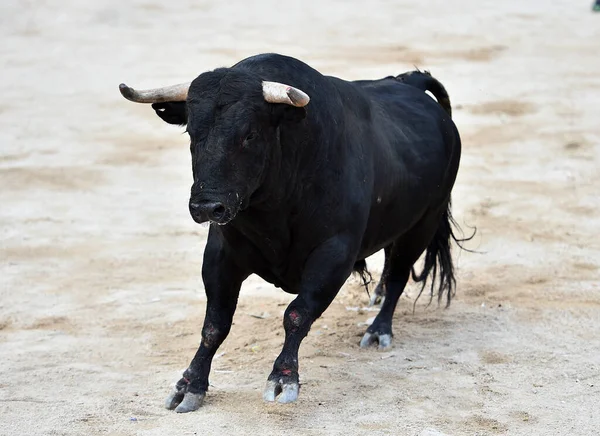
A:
[119,69,310,225]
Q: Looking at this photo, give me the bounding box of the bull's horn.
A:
[262,81,310,107]
[118,82,190,103]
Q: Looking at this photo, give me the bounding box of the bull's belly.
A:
[357,200,429,260]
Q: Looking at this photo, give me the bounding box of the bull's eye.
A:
[242,131,258,146]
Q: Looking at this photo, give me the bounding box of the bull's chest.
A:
[223,223,302,293]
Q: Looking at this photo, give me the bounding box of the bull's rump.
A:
[355,79,460,257]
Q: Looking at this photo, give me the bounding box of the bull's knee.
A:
[201,322,225,348]
[283,308,305,333]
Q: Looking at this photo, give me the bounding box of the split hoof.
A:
[165,387,205,413]
[263,379,300,404]
[174,392,205,413]
[360,331,392,351]
[165,388,185,410]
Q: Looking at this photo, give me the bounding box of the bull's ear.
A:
[151,102,188,126]
[272,105,306,125]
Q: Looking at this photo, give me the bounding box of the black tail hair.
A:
[353,259,373,298]
[395,70,452,118]
[411,202,475,309]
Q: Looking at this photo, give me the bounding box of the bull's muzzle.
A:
[189,200,233,225]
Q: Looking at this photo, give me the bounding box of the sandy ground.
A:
[1,1,599,435]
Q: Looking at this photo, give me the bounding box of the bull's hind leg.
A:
[360,209,445,351]
[360,247,411,351]
[370,244,392,306]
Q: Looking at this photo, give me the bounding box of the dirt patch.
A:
[480,350,513,365]
[26,316,74,332]
[0,319,12,331]
[0,167,105,192]
[321,44,506,68]
[468,100,536,117]
[463,416,508,434]
[451,45,507,62]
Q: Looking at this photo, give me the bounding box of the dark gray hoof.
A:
[174,392,205,413]
[165,388,205,413]
[165,388,185,410]
[360,331,392,351]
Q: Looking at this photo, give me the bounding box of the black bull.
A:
[119,53,464,412]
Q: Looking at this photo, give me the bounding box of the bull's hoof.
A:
[165,388,185,410]
[359,331,392,351]
[165,388,205,413]
[369,283,386,306]
[369,292,385,306]
[175,392,205,413]
[263,376,300,404]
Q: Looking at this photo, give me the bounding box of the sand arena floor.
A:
[1,1,599,435]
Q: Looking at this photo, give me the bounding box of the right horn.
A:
[118,82,190,103]
[262,81,310,107]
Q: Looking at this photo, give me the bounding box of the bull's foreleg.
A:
[263,236,356,403]
[165,234,248,413]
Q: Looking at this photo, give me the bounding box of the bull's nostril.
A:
[212,205,226,219]
[189,200,228,223]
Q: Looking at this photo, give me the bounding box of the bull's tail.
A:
[353,258,373,297]
[395,70,452,118]
[411,202,473,308]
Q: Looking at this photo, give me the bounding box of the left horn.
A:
[262,81,310,107]
[118,82,190,103]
